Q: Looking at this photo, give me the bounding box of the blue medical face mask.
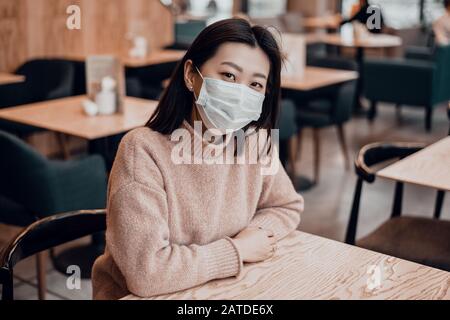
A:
[193,67,266,132]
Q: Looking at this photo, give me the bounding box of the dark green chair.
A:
[404,46,434,61]
[277,99,298,172]
[447,102,450,135]
[0,130,107,299]
[363,44,450,132]
[294,56,358,184]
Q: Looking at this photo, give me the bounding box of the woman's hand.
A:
[231,227,277,263]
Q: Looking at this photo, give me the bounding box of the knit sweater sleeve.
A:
[249,155,304,241]
[105,131,242,298]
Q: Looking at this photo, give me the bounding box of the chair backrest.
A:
[346,142,426,244]
[15,59,75,102]
[432,45,450,105]
[307,56,358,71]
[307,56,358,123]
[354,142,425,183]
[0,209,106,300]
[447,103,450,135]
[174,20,206,47]
[278,99,298,141]
[0,131,49,212]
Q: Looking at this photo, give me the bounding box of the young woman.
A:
[92,18,304,300]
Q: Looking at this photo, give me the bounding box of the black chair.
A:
[294,56,358,183]
[345,142,450,272]
[0,210,106,300]
[277,99,298,173]
[125,61,179,100]
[403,28,436,61]
[0,130,107,299]
[447,102,450,135]
[0,59,75,137]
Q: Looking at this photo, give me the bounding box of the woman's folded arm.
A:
[106,182,243,298]
[249,157,303,240]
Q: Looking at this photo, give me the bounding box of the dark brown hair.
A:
[146,18,283,135]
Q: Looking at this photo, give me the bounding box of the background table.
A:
[320,33,403,49]
[56,49,185,68]
[377,137,450,192]
[282,66,358,91]
[0,73,25,85]
[123,230,450,300]
[378,136,450,219]
[123,49,185,68]
[0,95,158,140]
[302,15,341,31]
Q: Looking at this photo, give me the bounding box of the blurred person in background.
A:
[340,0,385,34]
[433,0,450,45]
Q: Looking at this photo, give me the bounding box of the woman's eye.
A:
[251,82,263,90]
[221,72,236,81]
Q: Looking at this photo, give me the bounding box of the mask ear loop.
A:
[194,65,203,79]
[192,65,204,101]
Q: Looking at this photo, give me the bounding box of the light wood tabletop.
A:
[122,49,185,68]
[282,66,358,91]
[122,231,450,300]
[378,137,450,192]
[0,73,25,85]
[303,15,341,30]
[0,96,158,140]
[319,33,403,49]
[49,49,185,68]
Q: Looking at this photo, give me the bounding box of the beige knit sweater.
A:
[92,122,303,300]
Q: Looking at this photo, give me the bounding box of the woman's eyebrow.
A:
[221,61,243,72]
[253,73,267,80]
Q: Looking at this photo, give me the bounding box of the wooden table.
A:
[123,231,450,300]
[57,49,185,68]
[123,49,185,68]
[303,15,341,30]
[0,73,25,85]
[0,96,158,140]
[320,33,403,49]
[378,137,450,192]
[282,66,358,91]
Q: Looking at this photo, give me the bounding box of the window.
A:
[187,0,234,24]
[247,0,287,18]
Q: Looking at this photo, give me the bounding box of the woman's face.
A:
[184,42,271,99]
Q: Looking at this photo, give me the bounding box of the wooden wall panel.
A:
[82,0,128,56]
[26,0,85,59]
[0,0,28,72]
[125,0,174,52]
[0,0,174,72]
